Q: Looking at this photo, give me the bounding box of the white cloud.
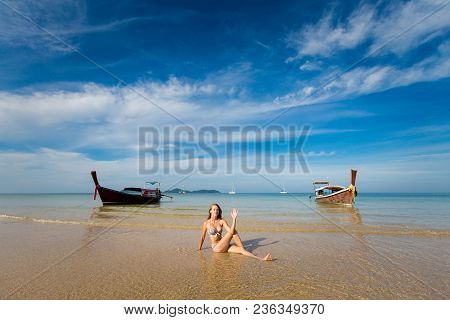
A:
[0,148,222,192]
[286,2,376,58]
[301,86,315,96]
[0,148,123,192]
[0,0,87,52]
[254,40,271,50]
[0,0,155,53]
[277,39,450,107]
[287,0,450,59]
[325,45,450,98]
[299,60,322,71]
[370,0,450,56]
[397,123,450,136]
[306,151,336,157]
[399,152,450,160]
[0,68,267,151]
[1,147,449,193]
[274,1,450,112]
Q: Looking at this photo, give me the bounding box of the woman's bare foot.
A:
[263,253,273,261]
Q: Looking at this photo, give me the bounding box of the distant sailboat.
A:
[179,184,187,194]
[228,184,236,195]
[280,184,288,194]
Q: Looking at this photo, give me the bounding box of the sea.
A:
[1,192,449,299]
[1,192,449,231]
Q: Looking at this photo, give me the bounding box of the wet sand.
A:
[1,212,449,299]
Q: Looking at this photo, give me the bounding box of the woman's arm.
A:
[198,221,208,250]
[221,208,238,233]
[221,219,232,233]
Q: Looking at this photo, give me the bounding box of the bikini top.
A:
[208,221,222,236]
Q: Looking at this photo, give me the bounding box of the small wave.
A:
[0,213,104,227]
[0,213,27,220]
[94,207,204,217]
[1,213,449,238]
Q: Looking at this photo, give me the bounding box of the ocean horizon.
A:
[2,192,450,230]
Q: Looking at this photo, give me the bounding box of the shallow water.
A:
[1,193,450,229]
[0,193,449,299]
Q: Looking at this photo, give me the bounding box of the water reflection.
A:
[90,203,162,219]
[198,249,245,299]
[315,203,362,225]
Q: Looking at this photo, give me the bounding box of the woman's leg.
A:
[212,214,237,253]
[232,230,244,248]
[227,245,272,261]
[212,231,234,253]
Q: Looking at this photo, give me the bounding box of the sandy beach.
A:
[2,0,450,306]
[1,205,449,300]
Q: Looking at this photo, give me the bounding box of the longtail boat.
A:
[313,169,357,205]
[91,171,164,205]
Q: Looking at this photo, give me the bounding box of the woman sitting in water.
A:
[198,203,272,261]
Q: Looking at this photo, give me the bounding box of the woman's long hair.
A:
[207,203,222,220]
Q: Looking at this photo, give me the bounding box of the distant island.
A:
[164,188,220,194]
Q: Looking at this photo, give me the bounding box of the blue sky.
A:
[0,0,449,193]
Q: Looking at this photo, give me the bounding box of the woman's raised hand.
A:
[231,208,238,220]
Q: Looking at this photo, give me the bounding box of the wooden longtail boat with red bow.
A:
[313,169,358,205]
[91,171,165,205]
